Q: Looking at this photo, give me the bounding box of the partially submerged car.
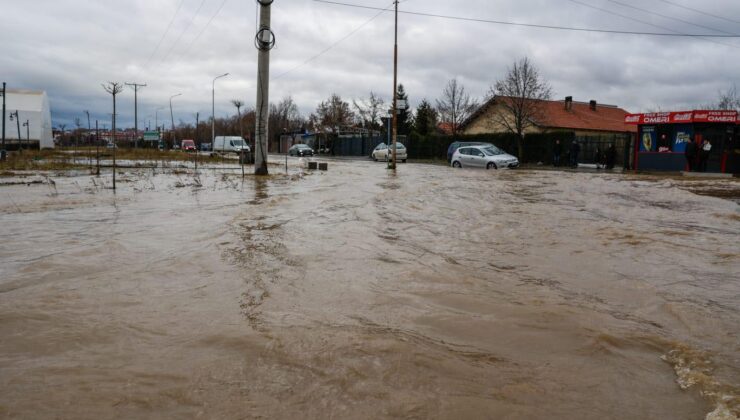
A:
[372,142,407,163]
[451,145,519,169]
[288,144,314,157]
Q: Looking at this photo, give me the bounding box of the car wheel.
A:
[452,161,462,168]
[487,162,497,170]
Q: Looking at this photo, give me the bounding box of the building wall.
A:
[462,103,543,136]
[3,90,54,148]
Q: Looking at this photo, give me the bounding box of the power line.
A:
[567,0,740,49]
[606,0,738,35]
[656,0,740,26]
[275,1,396,79]
[312,0,740,38]
[143,0,187,70]
[161,0,210,63]
[175,0,230,60]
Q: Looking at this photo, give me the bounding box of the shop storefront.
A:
[625,110,739,173]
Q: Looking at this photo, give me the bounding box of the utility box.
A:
[308,161,318,170]
[318,162,328,171]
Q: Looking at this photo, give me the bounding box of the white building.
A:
[2,89,54,149]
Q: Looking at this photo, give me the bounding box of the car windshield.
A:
[296,145,310,149]
[231,139,245,146]
[481,146,504,156]
[390,143,405,149]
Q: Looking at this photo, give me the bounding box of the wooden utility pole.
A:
[254,0,275,175]
[389,0,399,170]
[125,82,146,149]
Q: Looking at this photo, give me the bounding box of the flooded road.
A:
[1,162,738,419]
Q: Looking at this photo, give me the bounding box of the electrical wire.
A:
[161,0,210,63]
[567,0,740,49]
[606,0,738,35]
[275,1,396,79]
[656,0,740,26]
[312,0,740,38]
[175,0,230,61]
[142,0,187,70]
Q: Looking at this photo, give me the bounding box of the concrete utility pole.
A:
[169,93,181,149]
[389,0,399,170]
[254,0,275,175]
[212,73,229,146]
[2,82,6,152]
[126,82,146,149]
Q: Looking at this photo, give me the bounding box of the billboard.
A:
[625,110,738,125]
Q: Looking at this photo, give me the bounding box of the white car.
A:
[372,142,407,163]
[451,145,519,169]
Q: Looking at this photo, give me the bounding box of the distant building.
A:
[2,89,54,149]
[461,96,637,138]
[625,110,739,173]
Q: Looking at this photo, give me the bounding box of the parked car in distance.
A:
[447,141,494,163]
[288,144,314,157]
[200,142,212,152]
[451,145,519,169]
[372,142,407,162]
[181,139,196,152]
[213,136,250,154]
[106,142,117,149]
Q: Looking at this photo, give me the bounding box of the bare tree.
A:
[488,57,552,159]
[58,124,67,146]
[435,78,477,137]
[268,96,302,138]
[716,84,740,111]
[232,99,244,138]
[102,82,124,190]
[353,91,385,130]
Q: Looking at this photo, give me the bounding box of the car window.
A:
[229,141,234,146]
[472,149,485,157]
[481,146,504,156]
[458,148,470,155]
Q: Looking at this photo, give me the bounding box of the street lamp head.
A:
[170,93,182,100]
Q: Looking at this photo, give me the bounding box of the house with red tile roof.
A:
[460,96,637,137]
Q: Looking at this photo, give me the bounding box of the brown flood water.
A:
[0,163,738,419]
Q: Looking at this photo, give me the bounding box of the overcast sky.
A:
[4,0,740,129]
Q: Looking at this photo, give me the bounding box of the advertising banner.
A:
[640,126,656,152]
[672,124,693,153]
[625,110,738,125]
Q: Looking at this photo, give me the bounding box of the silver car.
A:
[451,145,519,169]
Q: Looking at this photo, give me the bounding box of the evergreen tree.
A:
[413,99,438,135]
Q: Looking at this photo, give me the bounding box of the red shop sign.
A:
[625,110,738,124]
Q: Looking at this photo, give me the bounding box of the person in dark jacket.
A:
[685,140,697,172]
[553,139,563,167]
[699,139,712,172]
[570,141,580,168]
[605,144,617,169]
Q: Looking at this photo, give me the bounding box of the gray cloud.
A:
[4,0,740,129]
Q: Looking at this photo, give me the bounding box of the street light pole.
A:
[169,93,182,149]
[10,110,21,152]
[23,120,29,150]
[212,73,229,146]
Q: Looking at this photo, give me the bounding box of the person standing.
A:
[699,139,712,172]
[685,139,697,172]
[606,143,617,170]
[553,139,562,167]
[570,140,581,168]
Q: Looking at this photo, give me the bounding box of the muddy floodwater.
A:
[1,162,738,419]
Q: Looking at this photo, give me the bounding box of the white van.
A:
[213,136,250,154]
